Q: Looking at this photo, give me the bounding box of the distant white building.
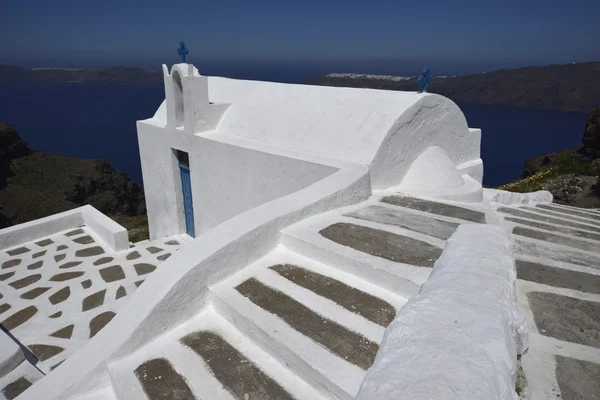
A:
[137,63,484,240]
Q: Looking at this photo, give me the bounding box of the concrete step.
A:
[516,259,600,295]
[345,204,462,240]
[380,194,488,223]
[108,307,324,400]
[502,215,600,242]
[210,248,406,400]
[497,204,600,273]
[514,238,600,271]
[534,203,600,223]
[497,206,600,233]
[281,212,440,297]
[269,263,396,327]
[0,360,43,400]
[511,226,600,253]
[539,202,600,216]
[522,205,600,227]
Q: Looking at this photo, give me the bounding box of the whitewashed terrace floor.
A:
[0,226,186,373]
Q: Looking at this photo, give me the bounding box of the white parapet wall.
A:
[484,188,554,206]
[0,205,129,252]
[356,224,528,400]
[80,206,130,252]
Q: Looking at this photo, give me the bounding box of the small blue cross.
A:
[418,67,433,93]
[177,41,189,63]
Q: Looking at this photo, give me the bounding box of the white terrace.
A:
[0,64,598,400]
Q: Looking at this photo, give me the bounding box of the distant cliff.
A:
[3,62,600,112]
[0,65,163,85]
[312,62,600,113]
[0,123,146,229]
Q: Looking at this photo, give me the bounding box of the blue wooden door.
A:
[179,164,195,237]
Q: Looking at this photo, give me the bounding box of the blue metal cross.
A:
[418,67,433,93]
[177,41,189,63]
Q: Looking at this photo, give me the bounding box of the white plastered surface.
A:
[356,224,527,400]
[484,189,553,206]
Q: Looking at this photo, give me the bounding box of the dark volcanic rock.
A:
[64,159,146,216]
[581,107,600,156]
[0,123,145,228]
[520,150,575,179]
[0,123,32,188]
[513,108,600,209]
[522,109,600,179]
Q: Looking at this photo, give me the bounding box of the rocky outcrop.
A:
[581,108,600,156]
[63,160,145,216]
[503,108,600,208]
[520,150,575,179]
[540,174,598,208]
[0,123,32,189]
[0,123,145,228]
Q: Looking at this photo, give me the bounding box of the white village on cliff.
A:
[0,49,598,400]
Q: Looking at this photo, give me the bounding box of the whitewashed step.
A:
[0,333,25,379]
[71,387,117,400]
[0,360,43,400]
[211,285,363,400]
[496,205,600,233]
[281,213,438,297]
[108,307,325,400]
[541,202,600,216]
[534,203,600,223]
[210,248,406,400]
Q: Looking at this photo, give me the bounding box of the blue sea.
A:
[0,81,589,188]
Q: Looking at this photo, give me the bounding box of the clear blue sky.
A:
[2,0,599,75]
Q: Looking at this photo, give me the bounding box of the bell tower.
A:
[162,42,229,134]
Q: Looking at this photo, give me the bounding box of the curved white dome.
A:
[399,146,466,190]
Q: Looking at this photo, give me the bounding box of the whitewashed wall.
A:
[138,122,338,239]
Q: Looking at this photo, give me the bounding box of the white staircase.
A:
[107,243,410,400]
[101,195,483,399]
[280,212,435,297]
[108,305,327,400]
[211,247,407,400]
